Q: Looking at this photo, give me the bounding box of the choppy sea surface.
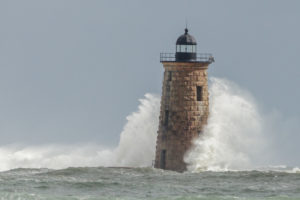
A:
[0,167,300,200]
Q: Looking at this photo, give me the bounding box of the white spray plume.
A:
[1,77,294,172]
[185,77,267,171]
[0,93,160,171]
[112,93,159,167]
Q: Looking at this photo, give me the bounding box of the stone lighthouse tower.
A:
[154,28,214,172]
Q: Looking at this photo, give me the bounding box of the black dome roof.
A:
[176,28,197,45]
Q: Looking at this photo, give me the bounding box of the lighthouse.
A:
[154,28,214,172]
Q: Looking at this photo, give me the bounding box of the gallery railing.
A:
[160,53,214,63]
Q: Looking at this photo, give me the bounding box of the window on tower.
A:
[197,86,203,101]
[164,110,169,126]
[168,71,172,81]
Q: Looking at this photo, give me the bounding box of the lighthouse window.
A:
[176,45,196,53]
[181,45,186,52]
[197,86,203,101]
[192,45,196,52]
[168,71,172,81]
[164,110,169,126]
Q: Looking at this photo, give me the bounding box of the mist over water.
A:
[0,77,297,172]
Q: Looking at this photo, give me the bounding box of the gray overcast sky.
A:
[0,0,299,148]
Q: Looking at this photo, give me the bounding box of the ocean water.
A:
[1,167,300,200]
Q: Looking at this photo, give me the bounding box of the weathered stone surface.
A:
[154,62,210,172]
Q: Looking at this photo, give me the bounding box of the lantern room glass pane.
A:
[176,45,197,53]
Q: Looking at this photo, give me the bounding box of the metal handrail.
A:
[160,53,214,63]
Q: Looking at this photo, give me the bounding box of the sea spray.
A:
[0,78,270,172]
[112,93,159,167]
[0,93,160,171]
[185,78,267,171]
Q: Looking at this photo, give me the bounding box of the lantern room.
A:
[175,28,197,61]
